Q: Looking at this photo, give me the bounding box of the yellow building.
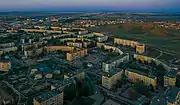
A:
[0,60,11,72]
[136,44,145,54]
[134,54,153,64]
[164,71,178,88]
[66,49,88,61]
[102,69,123,89]
[45,46,75,52]
[33,89,63,105]
[125,68,157,87]
[114,38,139,48]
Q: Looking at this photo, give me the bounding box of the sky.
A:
[0,0,180,12]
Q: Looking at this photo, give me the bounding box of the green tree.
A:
[64,83,77,101]
[121,72,127,84]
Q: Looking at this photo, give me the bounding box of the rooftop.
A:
[127,68,156,79]
[34,89,63,103]
[165,70,179,78]
[104,53,128,64]
[102,68,123,78]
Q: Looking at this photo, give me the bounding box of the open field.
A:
[89,24,180,54]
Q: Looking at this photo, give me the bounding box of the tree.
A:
[121,72,127,84]
[134,81,150,96]
[64,83,77,101]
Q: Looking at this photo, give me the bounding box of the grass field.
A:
[89,24,180,54]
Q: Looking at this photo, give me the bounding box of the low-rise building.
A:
[164,70,179,88]
[67,42,83,48]
[102,54,129,72]
[125,68,157,87]
[77,33,94,38]
[33,89,63,105]
[0,60,11,72]
[102,69,123,89]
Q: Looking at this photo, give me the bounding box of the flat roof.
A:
[104,53,128,64]
[34,89,63,103]
[102,69,123,78]
[127,68,156,79]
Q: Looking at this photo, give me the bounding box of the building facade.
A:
[125,68,157,87]
[102,54,129,72]
[114,38,139,48]
[66,49,88,61]
[136,44,145,54]
[33,89,63,105]
[102,69,123,89]
[0,60,11,72]
[164,71,178,88]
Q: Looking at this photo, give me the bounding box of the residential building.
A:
[114,38,139,48]
[0,60,11,72]
[64,69,84,79]
[102,69,123,89]
[67,42,83,48]
[66,49,88,61]
[33,89,63,105]
[77,33,95,38]
[96,36,108,42]
[136,44,145,54]
[102,54,129,72]
[125,68,157,87]
[0,46,18,53]
[164,70,179,88]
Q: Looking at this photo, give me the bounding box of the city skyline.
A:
[0,0,180,12]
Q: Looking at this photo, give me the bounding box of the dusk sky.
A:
[0,0,180,12]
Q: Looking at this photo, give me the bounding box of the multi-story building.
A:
[64,69,84,80]
[67,42,83,48]
[133,54,153,64]
[125,68,157,87]
[0,42,15,48]
[96,36,108,42]
[136,44,145,54]
[102,69,123,89]
[77,33,95,38]
[0,46,18,53]
[96,43,123,55]
[66,49,88,61]
[0,60,11,72]
[102,54,129,72]
[33,89,63,105]
[164,70,179,88]
[114,38,139,48]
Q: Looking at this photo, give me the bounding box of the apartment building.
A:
[102,69,123,89]
[0,60,11,72]
[164,70,179,88]
[136,44,145,54]
[33,89,63,105]
[114,38,139,48]
[66,49,88,61]
[125,68,157,87]
[102,54,129,72]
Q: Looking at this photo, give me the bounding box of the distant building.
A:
[33,89,63,105]
[102,69,123,89]
[64,69,84,80]
[96,36,108,42]
[102,54,129,72]
[125,68,157,87]
[67,42,83,48]
[136,44,145,54]
[114,38,139,48]
[164,70,179,88]
[77,33,95,38]
[0,60,11,72]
